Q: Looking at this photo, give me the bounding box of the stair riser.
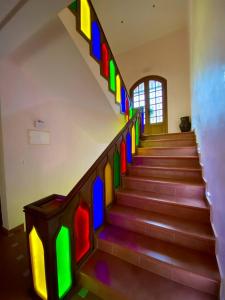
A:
[127,166,202,182]
[140,140,196,147]
[116,192,210,223]
[122,177,205,199]
[97,238,218,296]
[107,212,215,255]
[137,147,198,156]
[132,156,200,168]
[141,133,195,141]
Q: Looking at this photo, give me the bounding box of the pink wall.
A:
[0,17,123,229]
[116,29,190,133]
[190,0,225,297]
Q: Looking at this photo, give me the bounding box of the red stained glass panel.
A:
[75,202,91,263]
[101,43,109,78]
[120,140,126,174]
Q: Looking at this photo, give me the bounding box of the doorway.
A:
[130,75,168,134]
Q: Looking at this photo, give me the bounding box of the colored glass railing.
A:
[68,0,132,119]
[24,111,143,299]
[24,0,145,298]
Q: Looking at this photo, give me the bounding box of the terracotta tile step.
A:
[137,146,198,156]
[127,165,203,182]
[116,189,210,223]
[97,225,220,296]
[80,250,217,300]
[140,139,196,147]
[107,205,215,254]
[132,155,200,168]
[142,132,195,141]
[122,176,205,199]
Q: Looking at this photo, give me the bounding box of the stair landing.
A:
[80,250,216,300]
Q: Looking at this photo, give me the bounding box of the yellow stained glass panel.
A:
[132,125,136,154]
[80,0,91,39]
[29,227,48,300]
[116,75,121,103]
[105,162,113,206]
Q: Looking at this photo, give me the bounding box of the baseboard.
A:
[0,223,24,236]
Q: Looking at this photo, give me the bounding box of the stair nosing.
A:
[141,138,196,142]
[123,175,205,187]
[108,205,214,241]
[128,165,202,172]
[134,155,199,159]
[98,225,219,282]
[137,146,197,150]
[116,189,209,211]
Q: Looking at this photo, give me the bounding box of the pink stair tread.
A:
[108,205,214,241]
[123,175,204,187]
[80,250,217,300]
[116,189,208,210]
[98,225,219,282]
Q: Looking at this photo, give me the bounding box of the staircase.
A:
[79,132,220,300]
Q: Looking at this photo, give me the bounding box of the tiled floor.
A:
[0,226,101,300]
[0,226,32,300]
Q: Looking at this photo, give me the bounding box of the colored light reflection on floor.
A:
[77,288,89,298]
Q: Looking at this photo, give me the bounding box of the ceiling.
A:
[92,0,189,54]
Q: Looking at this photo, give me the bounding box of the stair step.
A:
[116,189,210,223]
[137,146,198,156]
[140,139,196,147]
[133,155,200,168]
[97,226,220,296]
[127,165,202,182]
[122,176,205,199]
[107,205,214,254]
[142,132,195,141]
[80,250,216,300]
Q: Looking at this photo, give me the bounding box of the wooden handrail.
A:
[24,110,140,219]
[68,0,131,104]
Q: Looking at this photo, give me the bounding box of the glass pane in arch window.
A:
[133,82,145,124]
[149,80,163,124]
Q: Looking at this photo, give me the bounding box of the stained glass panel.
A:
[101,43,109,78]
[93,177,104,230]
[109,60,116,92]
[91,21,101,61]
[75,202,90,262]
[56,226,72,299]
[80,0,91,40]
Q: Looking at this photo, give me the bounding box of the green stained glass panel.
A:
[129,107,133,118]
[109,60,116,92]
[69,0,77,12]
[114,151,120,188]
[135,120,139,146]
[56,226,72,299]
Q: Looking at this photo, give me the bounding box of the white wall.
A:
[116,29,190,133]
[190,0,225,298]
[0,17,124,230]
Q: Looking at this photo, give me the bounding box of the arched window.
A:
[130,76,168,134]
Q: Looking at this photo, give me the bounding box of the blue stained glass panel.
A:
[93,176,104,230]
[121,87,126,113]
[91,21,101,61]
[126,132,132,163]
[141,109,145,133]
